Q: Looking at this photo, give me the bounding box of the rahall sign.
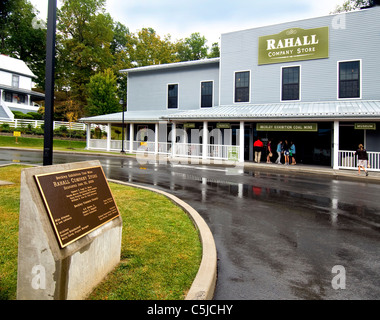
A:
[258,26,329,65]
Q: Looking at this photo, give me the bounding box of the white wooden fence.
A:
[338,150,380,171]
[0,119,107,131]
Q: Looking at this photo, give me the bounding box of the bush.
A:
[0,123,11,132]
[12,111,27,119]
[27,112,43,120]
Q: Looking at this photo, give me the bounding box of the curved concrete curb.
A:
[107,179,217,300]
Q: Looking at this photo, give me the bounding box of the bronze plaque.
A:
[34,166,120,248]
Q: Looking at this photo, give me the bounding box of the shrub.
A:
[0,123,11,132]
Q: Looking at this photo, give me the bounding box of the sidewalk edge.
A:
[107,179,217,301]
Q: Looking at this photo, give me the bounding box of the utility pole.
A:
[43,0,57,166]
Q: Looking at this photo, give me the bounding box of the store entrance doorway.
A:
[247,122,332,166]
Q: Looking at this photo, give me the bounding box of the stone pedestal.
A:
[17,161,122,300]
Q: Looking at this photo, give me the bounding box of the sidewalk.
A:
[2,146,380,183]
[242,161,380,183]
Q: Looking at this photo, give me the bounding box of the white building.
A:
[0,54,44,120]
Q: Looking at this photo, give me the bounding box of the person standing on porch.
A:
[355,144,369,176]
[266,139,273,164]
[275,140,283,164]
[254,137,264,163]
[290,141,296,165]
[283,140,290,165]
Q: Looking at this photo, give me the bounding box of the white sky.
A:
[30,0,346,45]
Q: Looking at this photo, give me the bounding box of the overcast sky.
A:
[30,0,346,44]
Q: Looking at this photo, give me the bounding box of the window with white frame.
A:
[201,81,213,108]
[168,84,178,108]
[234,71,250,103]
[12,75,20,88]
[282,66,300,101]
[338,60,361,99]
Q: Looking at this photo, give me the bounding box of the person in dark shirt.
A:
[355,144,369,176]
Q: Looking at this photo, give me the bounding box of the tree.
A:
[130,28,178,67]
[208,42,220,58]
[332,0,370,12]
[87,68,120,116]
[176,33,209,61]
[57,0,115,115]
[0,0,46,88]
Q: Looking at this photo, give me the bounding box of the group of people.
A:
[273,140,296,165]
[253,138,296,165]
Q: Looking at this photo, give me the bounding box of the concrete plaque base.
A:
[17,161,122,300]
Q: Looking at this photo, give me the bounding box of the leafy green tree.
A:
[130,28,178,67]
[176,32,209,61]
[0,0,46,88]
[332,0,370,12]
[57,0,115,115]
[87,68,121,116]
[208,42,220,58]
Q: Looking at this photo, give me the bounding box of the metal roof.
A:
[80,109,185,123]
[120,58,220,74]
[163,100,380,121]
[80,101,380,124]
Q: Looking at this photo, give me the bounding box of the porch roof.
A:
[79,109,184,124]
[79,100,380,124]
[163,100,380,121]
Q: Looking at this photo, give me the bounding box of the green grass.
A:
[0,165,202,300]
[0,135,86,150]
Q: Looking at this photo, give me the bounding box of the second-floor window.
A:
[282,66,300,101]
[201,81,213,108]
[235,71,250,103]
[339,60,360,99]
[168,84,178,108]
[12,75,19,88]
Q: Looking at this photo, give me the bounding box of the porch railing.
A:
[338,150,380,171]
[88,139,239,160]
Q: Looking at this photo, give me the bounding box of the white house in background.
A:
[0,54,45,120]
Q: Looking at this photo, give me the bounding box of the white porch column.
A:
[239,121,245,163]
[155,123,159,155]
[106,123,111,151]
[333,120,339,170]
[202,121,208,160]
[171,122,177,157]
[85,123,91,150]
[129,123,134,152]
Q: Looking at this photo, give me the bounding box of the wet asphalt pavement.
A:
[1,149,380,300]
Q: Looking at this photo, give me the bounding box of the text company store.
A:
[80,5,380,170]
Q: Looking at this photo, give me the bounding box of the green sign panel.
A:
[228,146,239,161]
[354,123,376,130]
[216,123,231,129]
[258,27,329,65]
[256,123,318,132]
[184,123,196,129]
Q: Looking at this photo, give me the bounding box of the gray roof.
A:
[0,84,45,98]
[80,109,185,123]
[80,100,380,124]
[120,58,220,74]
[163,100,380,121]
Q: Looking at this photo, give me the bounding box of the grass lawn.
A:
[0,165,202,300]
[0,135,87,151]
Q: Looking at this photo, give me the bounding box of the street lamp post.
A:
[43,0,57,166]
[119,99,126,154]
